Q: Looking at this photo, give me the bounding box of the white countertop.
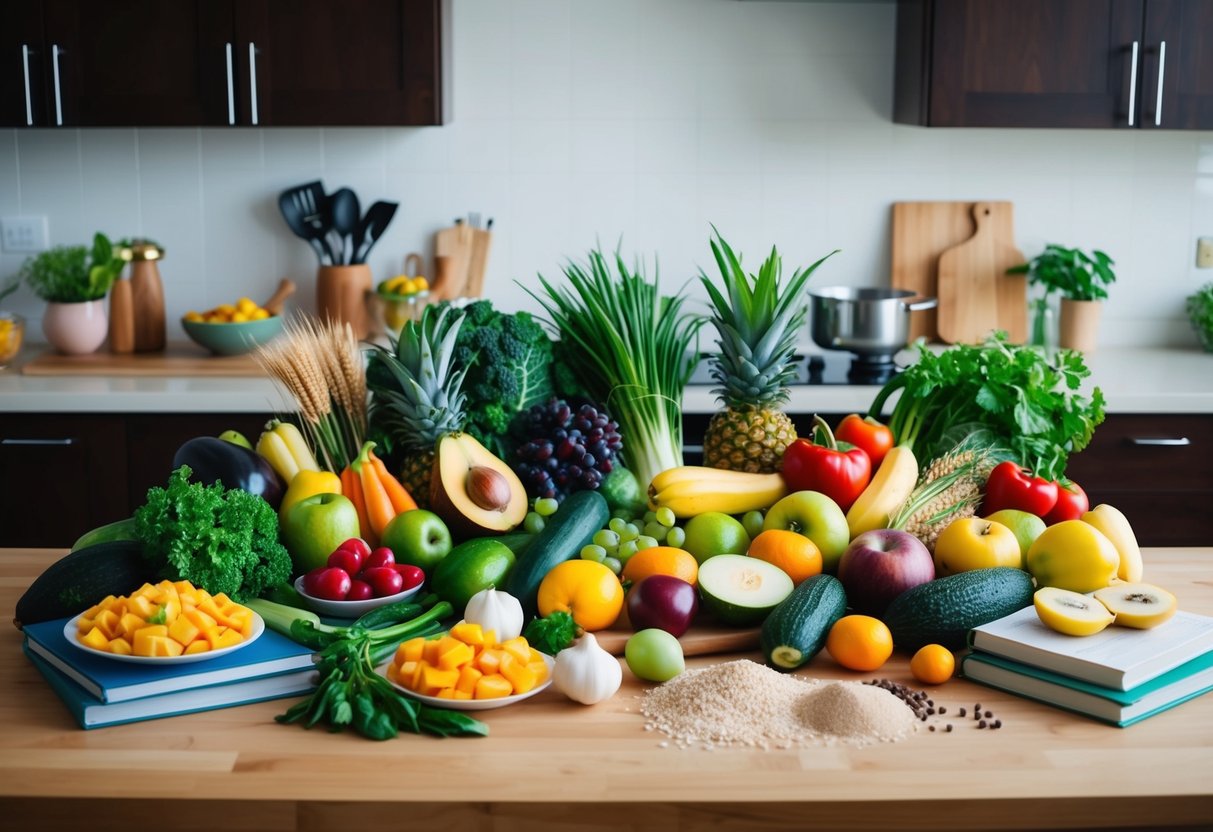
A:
[1,345,1210,415]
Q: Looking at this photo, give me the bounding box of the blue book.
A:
[961,649,1213,727]
[23,615,316,703]
[24,645,316,730]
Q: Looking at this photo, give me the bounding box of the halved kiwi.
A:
[1034,587,1115,637]
[1093,582,1178,629]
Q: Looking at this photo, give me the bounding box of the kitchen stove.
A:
[689,352,900,388]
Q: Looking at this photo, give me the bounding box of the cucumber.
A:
[760,574,847,672]
[697,554,794,627]
[70,517,139,552]
[15,540,155,629]
[882,567,1035,651]
[505,490,609,619]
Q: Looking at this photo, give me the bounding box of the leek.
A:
[528,248,705,492]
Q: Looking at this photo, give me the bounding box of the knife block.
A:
[317,265,372,339]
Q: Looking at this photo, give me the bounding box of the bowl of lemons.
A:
[182,297,284,355]
[374,274,430,333]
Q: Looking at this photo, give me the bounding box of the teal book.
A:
[961,649,1213,727]
[24,645,316,730]
[23,615,316,703]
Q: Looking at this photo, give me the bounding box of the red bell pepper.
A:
[781,415,871,512]
[834,414,894,470]
[1043,479,1089,525]
[982,461,1059,517]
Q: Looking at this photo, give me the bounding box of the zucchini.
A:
[760,574,847,671]
[15,540,155,629]
[882,567,1035,651]
[70,517,139,552]
[505,490,609,619]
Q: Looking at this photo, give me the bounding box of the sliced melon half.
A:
[1093,582,1178,629]
[697,554,793,627]
[1034,586,1114,637]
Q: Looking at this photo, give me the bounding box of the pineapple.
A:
[366,305,469,506]
[700,233,832,473]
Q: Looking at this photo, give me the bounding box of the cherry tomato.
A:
[365,546,396,570]
[834,414,894,470]
[308,567,351,601]
[362,566,404,597]
[346,579,375,601]
[327,547,363,576]
[392,563,425,591]
[337,538,372,559]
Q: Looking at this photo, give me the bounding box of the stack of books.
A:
[963,606,1213,727]
[22,616,317,729]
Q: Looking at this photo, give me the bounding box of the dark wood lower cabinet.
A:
[0,412,271,549]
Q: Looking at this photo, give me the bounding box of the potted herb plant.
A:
[1186,282,1213,353]
[17,233,126,354]
[1007,244,1115,353]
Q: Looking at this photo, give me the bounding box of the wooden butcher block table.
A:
[0,548,1210,831]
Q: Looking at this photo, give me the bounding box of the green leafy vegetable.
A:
[1186,282,1213,352]
[132,466,292,602]
[524,610,578,656]
[18,232,127,303]
[1007,244,1116,302]
[867,335,1105,482]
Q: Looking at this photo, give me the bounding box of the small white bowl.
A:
[376,653,555,710]
[293,575,424,620]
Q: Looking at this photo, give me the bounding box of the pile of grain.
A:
[640,660,919,749]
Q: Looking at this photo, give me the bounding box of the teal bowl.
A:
[182,315,284,355]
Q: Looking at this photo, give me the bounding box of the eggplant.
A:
[173,436,285,509]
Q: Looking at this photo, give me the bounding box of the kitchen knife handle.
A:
[1,438,76,447]
[1127,40,1139,127]
[1153,40,1166,127]
[1126,437,1190,447]
[248,43,260,126]
[51,43,63,126]
[225,42,235,125]
[21,44,33,126]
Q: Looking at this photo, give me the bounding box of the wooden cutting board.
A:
[21,346,265,377]
[595,625,761,658]
[936,202,1027,344]
[432,222,474,300]
[891,201,1026,343]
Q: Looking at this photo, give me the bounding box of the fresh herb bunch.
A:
[867,334,1105,482]
[132,465,292,602]
[18,233,126,303]
[1185,282,1213,352]
[1007,244,1116,302]
[528,248,705,491]
[524,610,578,656]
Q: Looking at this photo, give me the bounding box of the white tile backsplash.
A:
[2,0,1211,350]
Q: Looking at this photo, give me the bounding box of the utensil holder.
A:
[1058,298,1102,354]
[317,265,372,339]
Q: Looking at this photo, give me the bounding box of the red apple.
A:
[837,529,935,615]
[626,575,698,638]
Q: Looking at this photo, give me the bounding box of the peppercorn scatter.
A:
[864,679,1006,733]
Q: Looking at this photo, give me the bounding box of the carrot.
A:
[355,443,395,539]
[370,452,418,514]
[340,466,375,547]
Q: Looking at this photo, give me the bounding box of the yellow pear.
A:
[1081,504,1144,583]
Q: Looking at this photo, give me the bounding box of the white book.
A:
[968,606,1213,691]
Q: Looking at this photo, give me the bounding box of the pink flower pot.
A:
[42,300,108,355]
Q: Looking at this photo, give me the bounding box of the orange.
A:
[537,560,625,632]
[910,644,955,685]
[825,615,894,672]
[622,546,699,588]
[746,530,823,584]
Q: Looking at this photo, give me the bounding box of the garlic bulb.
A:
[463,588,524,641]
[552,633,622,705]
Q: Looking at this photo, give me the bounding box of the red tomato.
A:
[1043,480,1089,525]
[982,461,1058,517]
[834,414,894,470]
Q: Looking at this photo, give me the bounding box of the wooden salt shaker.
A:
[128,240,166,352]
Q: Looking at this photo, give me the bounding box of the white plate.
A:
[293,575,423,619]
[377,652,555,711]
[65,611,264,665]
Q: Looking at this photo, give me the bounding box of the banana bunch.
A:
[648,466,788,519]
[256,420,321,482]
[845,445,919,537]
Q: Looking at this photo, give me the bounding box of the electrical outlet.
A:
[1,216,49,253]
[1198,237,1213,269]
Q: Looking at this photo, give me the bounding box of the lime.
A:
[430,538,516,613]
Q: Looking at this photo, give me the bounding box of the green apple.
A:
[218,429,252,449]
[741,510,765,541]
[762,490,850,573]
[381,509,453,574]
[282,492,362,575]
[983,509,1046,568]
[933,517,1022,577]
[682,511,751,565]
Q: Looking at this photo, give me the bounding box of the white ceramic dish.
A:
[377,653,555,711]
[293,575,423,619]
[65,611,264,665]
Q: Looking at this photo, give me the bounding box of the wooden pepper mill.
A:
[128,240,166,352]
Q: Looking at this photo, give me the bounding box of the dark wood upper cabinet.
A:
[895,0,1213,129]
[4,0,448,128]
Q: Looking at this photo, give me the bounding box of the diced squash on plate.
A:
[456,664,483,694]
[422,638,442,665]
[107,638,133,656]
[183,640,211,655]
[397,637,426,665]
[501,637,531,664]
[474,674,513,700]
[449,621,485,646]
[93,609,121,640]
[436,639,474,671]
[80,627,110,651]
[476,648,503,676]
[500,652,538,694]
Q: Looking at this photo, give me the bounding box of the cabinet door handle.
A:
[225,42,235,125]
[248,42,260,126]
[1127,40,1139,127]
[21,44,34,126]
[1153,40,1166,127]
[1126,437,1190,446]
[51,43,63,126]
[1,438,76,446]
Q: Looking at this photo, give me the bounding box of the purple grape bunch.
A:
[514,399,623,500]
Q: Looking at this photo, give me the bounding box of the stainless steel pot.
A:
[809,287,937,357]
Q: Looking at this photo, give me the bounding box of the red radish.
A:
[362,566,404,597]
[346,580,375,601]
[327,547,363,576]
[392,563,425,591]
[365,546,396,570]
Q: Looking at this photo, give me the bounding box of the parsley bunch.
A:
[867,335,1105,482]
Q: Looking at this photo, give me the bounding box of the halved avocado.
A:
[429,432,527,539]
[697,554,794,626]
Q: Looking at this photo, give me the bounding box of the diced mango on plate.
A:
[389,625,547,701]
